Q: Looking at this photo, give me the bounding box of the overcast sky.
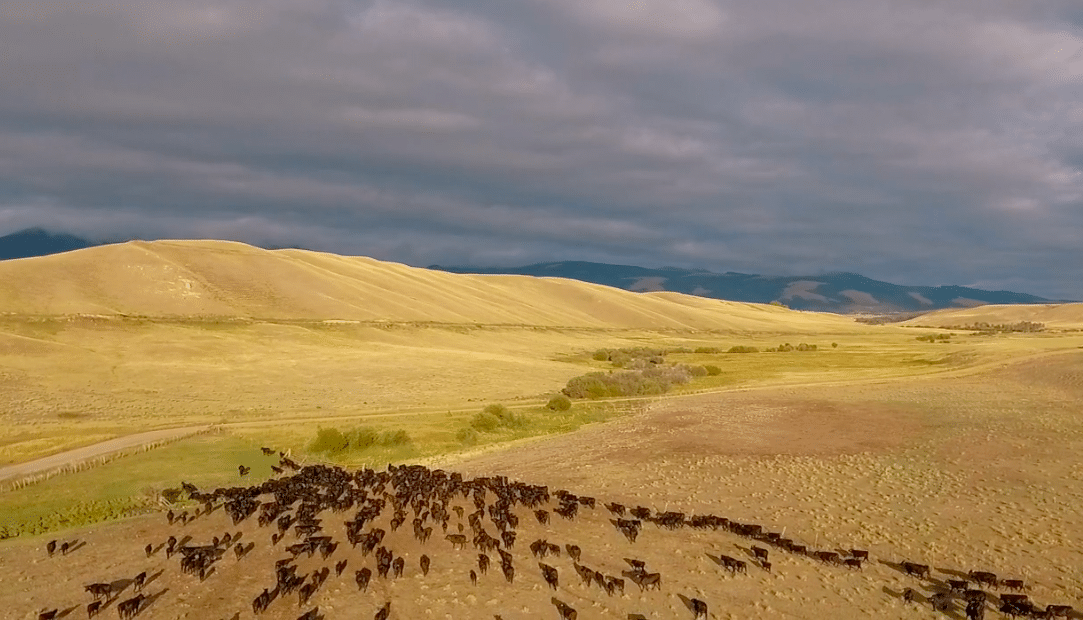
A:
[1,1,1082,298]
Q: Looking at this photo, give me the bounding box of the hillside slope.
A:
[900,303,1083,330]
[0,240,872,333]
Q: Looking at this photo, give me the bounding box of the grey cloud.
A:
[1,0,1082,300]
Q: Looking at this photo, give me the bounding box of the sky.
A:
[1,1,1082,299]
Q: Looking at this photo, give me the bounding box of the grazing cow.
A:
[789,544,807,556]
[298,582,316,608]
[566,544,581,562]
[446,534,467,550]
[420,554,431,576]
[335,559,347,576]
[843,558,863,570]
[355,568,371,592]
[534,509,549,525]
[271,465,284,474]
[815,551,841,565]
[470,569,477,586]
[45,540,57,556]
[1002,579,1026,592]
[902,561,930,579]
[540,563,559,590]
[631,506,651,519]
[297,609,320,620]
[392,557,405,578]
[85,583,111,600]
[607,576,624,595]
[848,549,869,561]
[902,588,917,604]
[948,579,969,592]
[133,571,147,592]
[552,598,577,620]
[261,447,275,455]
[235,543,246,559]
[641,572,662,590]
[38,610,57,620]
[691,598,708,620]
[963,590,988,604]
[1047,605,1073,618]
[144,544,153,557]
[929,592,954,612]
[117,594,146,620]
[501,561,515,584]
[605,502,625,516]
[969,571,998,588]
[86,600,103,618]
[752,546,769,562]
[966,599,985,620]
[478,553,489,575]
[762,562,771,573]
[374,602,391,620]
[60,542,70,555]
[1000,601,1034,618]
[252,588,273,614]
[238,465,250,476]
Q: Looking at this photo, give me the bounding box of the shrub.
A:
[796,343,817,351]
[727,346,758,353]
[347,427,378,450]
[484,404,522,427]
[704,365,721,376]
[832,342,838,348]
[592,349,610,361]
[379,430,411,446]
[694,346,721,354]
[689,365,709,377]
[456,427,478,445]
[309,427,349,454]
[470,412,501,432]
[546,394,572,411]
[561,365,691,399]
[161,488,182,504]
[777,343,794,352]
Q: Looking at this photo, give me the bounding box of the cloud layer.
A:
[1,0,1082,298]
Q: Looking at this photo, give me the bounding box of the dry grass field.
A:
[2,242,1083,619]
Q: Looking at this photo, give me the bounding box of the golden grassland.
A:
[2,241,1083,543]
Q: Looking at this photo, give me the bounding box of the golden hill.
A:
[900,302,1083,330]
[0,240,869,333]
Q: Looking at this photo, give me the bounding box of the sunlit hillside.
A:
[0,240,872,333]
[899,302,1083,330]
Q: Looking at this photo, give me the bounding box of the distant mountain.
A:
[429,261,1067,313]
[0,228,95,260]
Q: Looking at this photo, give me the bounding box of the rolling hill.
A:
[0,240,873,333]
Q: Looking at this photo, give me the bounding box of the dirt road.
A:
[0,425,210,484]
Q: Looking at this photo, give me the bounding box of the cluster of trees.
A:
[916,333,953,342]
[591,347,667,368]
[562,365,695,399]
[942,321,1045,333]
[764,343,818,352]
[308,426,410,455]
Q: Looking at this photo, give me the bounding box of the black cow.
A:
[355,568,371,592]
[691,598,708,620]
[420,554,431,575]
[374,602,391,620]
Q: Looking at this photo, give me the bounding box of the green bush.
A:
[309,427,349,454]
[796,343,817,351]
[379,430,411,446]
[546,394,572,411]
[704,365,721,376]
[689,365,709,377]
[694,346,721,354]
[456,427,478,445]
[347,427,378,450]
[562,365,691,399]
[832,342,838,348]
[484,404,522,427]
[727,346,758,353]
[470,412,501,432]
[592,349,610,361]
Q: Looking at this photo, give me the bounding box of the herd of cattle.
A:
[30,449,1080,619]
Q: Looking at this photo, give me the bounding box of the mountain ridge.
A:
[430,261,1069,313]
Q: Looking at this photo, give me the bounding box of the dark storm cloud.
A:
[1,0,1081,298]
